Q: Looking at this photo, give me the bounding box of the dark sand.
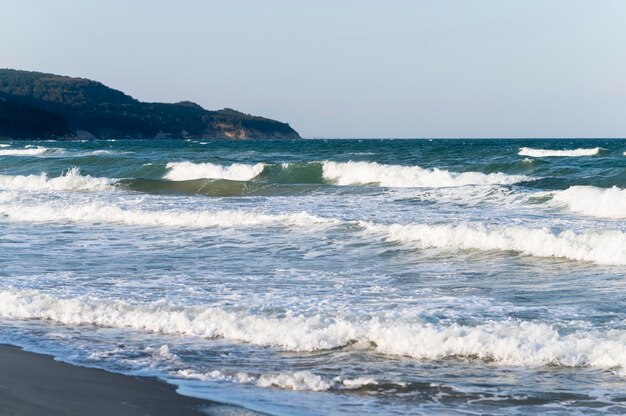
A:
[0,344,260,416]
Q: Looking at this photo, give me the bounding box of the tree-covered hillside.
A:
[0,69,300,140]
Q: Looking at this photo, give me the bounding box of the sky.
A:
[1,0,625,138]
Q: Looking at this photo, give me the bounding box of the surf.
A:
[519,147,602,157]
[3,289,626,375]
[361,221,626,265]
[322,161,531,187]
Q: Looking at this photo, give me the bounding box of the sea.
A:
[0,138,625,415]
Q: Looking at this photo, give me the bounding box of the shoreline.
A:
[0,344,261,416]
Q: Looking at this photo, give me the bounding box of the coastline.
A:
[0,344,260,416]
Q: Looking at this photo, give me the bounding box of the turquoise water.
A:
[0,138,625,415]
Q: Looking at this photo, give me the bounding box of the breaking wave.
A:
[518,147,601,157]
[177,369,331,391]
[2,289,626,374]
[0,146,50,156]
[551,186,626,219]
[362,221,626,265]
[159,160,532,190]
[0,168,113,192]
[176,369,376,392]
[322,161,531,188]
[0,200,335,228]
[164,161,265,181]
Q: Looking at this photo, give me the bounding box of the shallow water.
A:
[1,138,625,415]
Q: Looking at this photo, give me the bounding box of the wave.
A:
[518,147,601,157]
[159,160,532,190]
[177,369,331,391]
[68,150,132,157]
[120,177,323,198]
[0,168,113,192]
[177,368,379,392]
[361,221,626,265]
[0,144,10,148]
[164,161,265,181]
[0,200,335,228]
[551,186,626,219]
[0,146,50,156]
[322,161,531,188]
[3,289,626,374]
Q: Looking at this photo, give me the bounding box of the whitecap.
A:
[0,168,113,192]
[0,146,49,156]
[361,221,626,266]
[519,147,601,157]
[0,200,336,229]
[322,161,530,188]
[3,289,626,373]
[164,161,265,181]
[551,186,626,219]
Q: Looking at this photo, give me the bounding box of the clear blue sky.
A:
[2,0,625,138]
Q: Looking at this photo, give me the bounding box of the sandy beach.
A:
[0,344,257,416]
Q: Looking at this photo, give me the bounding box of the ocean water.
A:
[1,138,626,415]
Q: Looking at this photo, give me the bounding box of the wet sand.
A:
[0,344,258,416]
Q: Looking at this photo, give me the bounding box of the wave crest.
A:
[0,146,50,156]
[0,168,113,192]
[519,147,601,157]
[2,289,626,373]
[0,200,335,228]
[322,161,530,188]
[362,221,626,265]
[552,186,626,219]
[164,161,265,181]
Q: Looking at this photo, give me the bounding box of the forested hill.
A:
[0,69,300,140]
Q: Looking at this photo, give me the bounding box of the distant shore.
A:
[0,344,259,416]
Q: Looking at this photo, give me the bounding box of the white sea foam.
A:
[177,369,377,391]
[0,200,335,228]
[0,146,49,156]
[552,186,626,219]
[0,192,16,203]
[339,377,379,389]
[3,289,626,373]
[144,345,180,363]
[361,221,626,265]
[0,144,10,147]
[0,168,113,192]
[164,161,265,181]
[519,147,601,157]
[257,371,331,391]
[177,369,330,391]
[322,161,530,188]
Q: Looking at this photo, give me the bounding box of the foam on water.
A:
[177,369,330,392]
[339,377,379,389]
[322,161,531,187]
[165,161,265,181]
[552,186,626,219]
[0,168,113,192]
[177,369,379,392]
[362,221,626,265]
[0,146,49,156]
[0,200,335,228]
[2,289,626,374]
[0,144,10,147]
[519,147,601,157]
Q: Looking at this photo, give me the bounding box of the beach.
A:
[0,344,256,416]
